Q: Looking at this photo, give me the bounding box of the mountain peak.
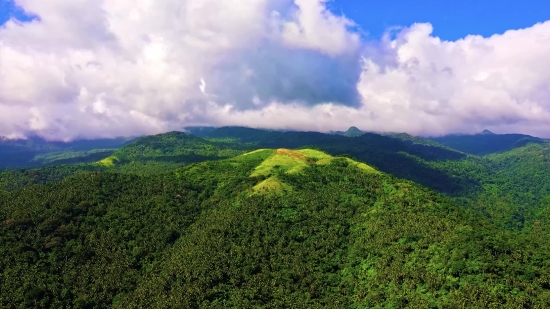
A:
[344,126,364,137]
[480,129,495,135]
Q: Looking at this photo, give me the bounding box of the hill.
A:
[195,126,550,230]
[2,148,550,308]
[428,131,546,155]
[197,127,474,194]
[95,131,245,174]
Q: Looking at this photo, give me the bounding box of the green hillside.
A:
[2,148,550,308]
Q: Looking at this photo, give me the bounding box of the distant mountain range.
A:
[3,127,546,170]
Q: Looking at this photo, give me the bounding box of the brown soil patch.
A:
[276,148,307,161]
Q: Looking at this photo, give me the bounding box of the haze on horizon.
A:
[1,0,549,141]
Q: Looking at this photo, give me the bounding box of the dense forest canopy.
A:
[1,127,550,308]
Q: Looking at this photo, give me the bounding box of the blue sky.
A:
[0,1,34,24]
[332,0,550,40]
[1,0,548,40]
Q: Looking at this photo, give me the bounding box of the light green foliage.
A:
[250,149,308,176]
[250,148,376,178]
[346,158,379,173]
[248,149,378,194]
[252,176,292,194]
[96,155,119,167]
[297,148,333,160]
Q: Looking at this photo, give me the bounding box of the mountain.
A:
[0,132,245,191]
[428,131,546,155]
[332,126,364,137]
[0,136,134,169]
[2,148,550,308]
[183,126,219,137]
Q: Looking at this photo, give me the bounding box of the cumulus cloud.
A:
[0,0,549,140]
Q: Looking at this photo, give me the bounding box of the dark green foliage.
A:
[0,164,104,191]
[0,172,204,308]
[429,131,546,155]
[1,126,549,307]
[2,152,550,308]
[0,131,247,190]
[199,127,550,230]
[103,131,245,174]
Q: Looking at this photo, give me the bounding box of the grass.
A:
[250,149,309,177]
[298,149,332,160]
[252,177,292,194]
[96,156,119,167]
[246,148,378,194]
[239,149,271,157]
[345,158,379,173]
[250,148,378,178]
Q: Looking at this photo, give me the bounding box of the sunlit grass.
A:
[252,176,292,194]
[96,155,119,167]
[247,148,378,194]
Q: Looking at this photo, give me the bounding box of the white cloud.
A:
[0,0,549,140]
[279,0,360,56]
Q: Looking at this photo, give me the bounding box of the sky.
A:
[0,0,549,141]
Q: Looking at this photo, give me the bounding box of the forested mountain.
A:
[428,130,546,155]
[331,126,365,137]
[2,148,550,308]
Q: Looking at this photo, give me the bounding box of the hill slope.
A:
[2,149,550,308]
